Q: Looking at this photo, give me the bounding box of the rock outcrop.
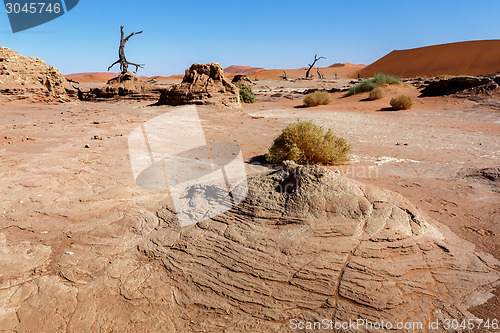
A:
[420,75,499,96]
[1,162,497,332]
[157,63,241,106]
[81,72,160,101]
[231,74,253,85]
[139,162,499,331]
[0,46,73,102]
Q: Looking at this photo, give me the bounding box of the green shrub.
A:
[348,79,376,95]
[390,95,414,110]
[348,73,401,95]
[266,120,351,165]
[372,73,401,85]
[303,90,333,107]
[235,83,256,103]
[369,87,384,100]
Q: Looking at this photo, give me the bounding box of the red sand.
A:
[65,72,119,82]
[360,40,500,78]
[224,65,265,75]
[250,63,366,80]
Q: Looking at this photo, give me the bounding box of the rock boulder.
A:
[231,74,253,85]
[83,72,160,101]
[157,63,241,106]
[139,161,499,331]
[0,46,73,102]
[420,76,494,96]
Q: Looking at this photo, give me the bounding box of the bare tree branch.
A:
[305,54,325,78]
[108,25,144,74]
[317,68,324,79]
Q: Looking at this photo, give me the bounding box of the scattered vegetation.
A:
[235,83,256,103]
[348,73,401,95]
[303,90,333,107]
[390,95,414,110]
[368,87,384,100]
[266,120,351,165]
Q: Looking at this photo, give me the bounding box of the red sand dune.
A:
[66,63,364,83]
[164,74,184,80]
[224,65,266,75]
[250,63,365,80]
[65,72,118,82]
[66,72,180,82]
[328,62,360,68]
[147,75,179,80]
[360,40,500,78]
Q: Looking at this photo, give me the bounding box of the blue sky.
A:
[1,0,499,76]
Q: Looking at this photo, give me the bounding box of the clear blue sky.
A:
[1,0,499,76]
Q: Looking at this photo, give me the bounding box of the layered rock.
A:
[420,75,499,96]
[231,74,253,85]
[139,162,499,331]
[0,46,73,102]
[81,72,161,101]
[1,162,497,332]
[157,63,241,106]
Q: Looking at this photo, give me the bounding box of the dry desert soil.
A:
[0,79,499,332]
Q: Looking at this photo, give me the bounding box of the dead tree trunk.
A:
[280,71,288,80]
[108,26,144,74]
[317,68,324,79]
[305,54,325,78]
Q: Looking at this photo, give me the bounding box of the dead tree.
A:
[73,85,92,101]
[305,54,325,78]
[280,71,288,80]
[108,26,144,74]
[317,68,324,79]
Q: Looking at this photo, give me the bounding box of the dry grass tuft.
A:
[369,87,384,100]
[303,90,333,107]
[266,120,351,165]
[390,95,414,110]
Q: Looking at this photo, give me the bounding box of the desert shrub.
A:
[303,90,333,107]
[266,120,351,165]
[373,73,401,85]
[348,79,376,95]
[390,95,414,110]
[348,73,401,95]
[235,83,256,103]
[369,87,384,100]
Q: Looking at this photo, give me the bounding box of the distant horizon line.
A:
[63,63,368,76]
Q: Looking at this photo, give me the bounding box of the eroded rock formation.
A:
[0,162,497,332]
[157,63,241,106]
[420,75,499,96]
[231,74,253,85]
[0,46,73,102]
[138,162,499,331]
[82,72,160,101]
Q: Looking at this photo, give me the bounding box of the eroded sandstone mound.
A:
[81,72,160,101]
[157,63,241,106]
[232,74,253,85]
[1,163,497,332]
[421,75,500,97]
[0,46,73,102]
[140,162,499,332]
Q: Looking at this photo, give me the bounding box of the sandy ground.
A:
[0,80,499,327]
